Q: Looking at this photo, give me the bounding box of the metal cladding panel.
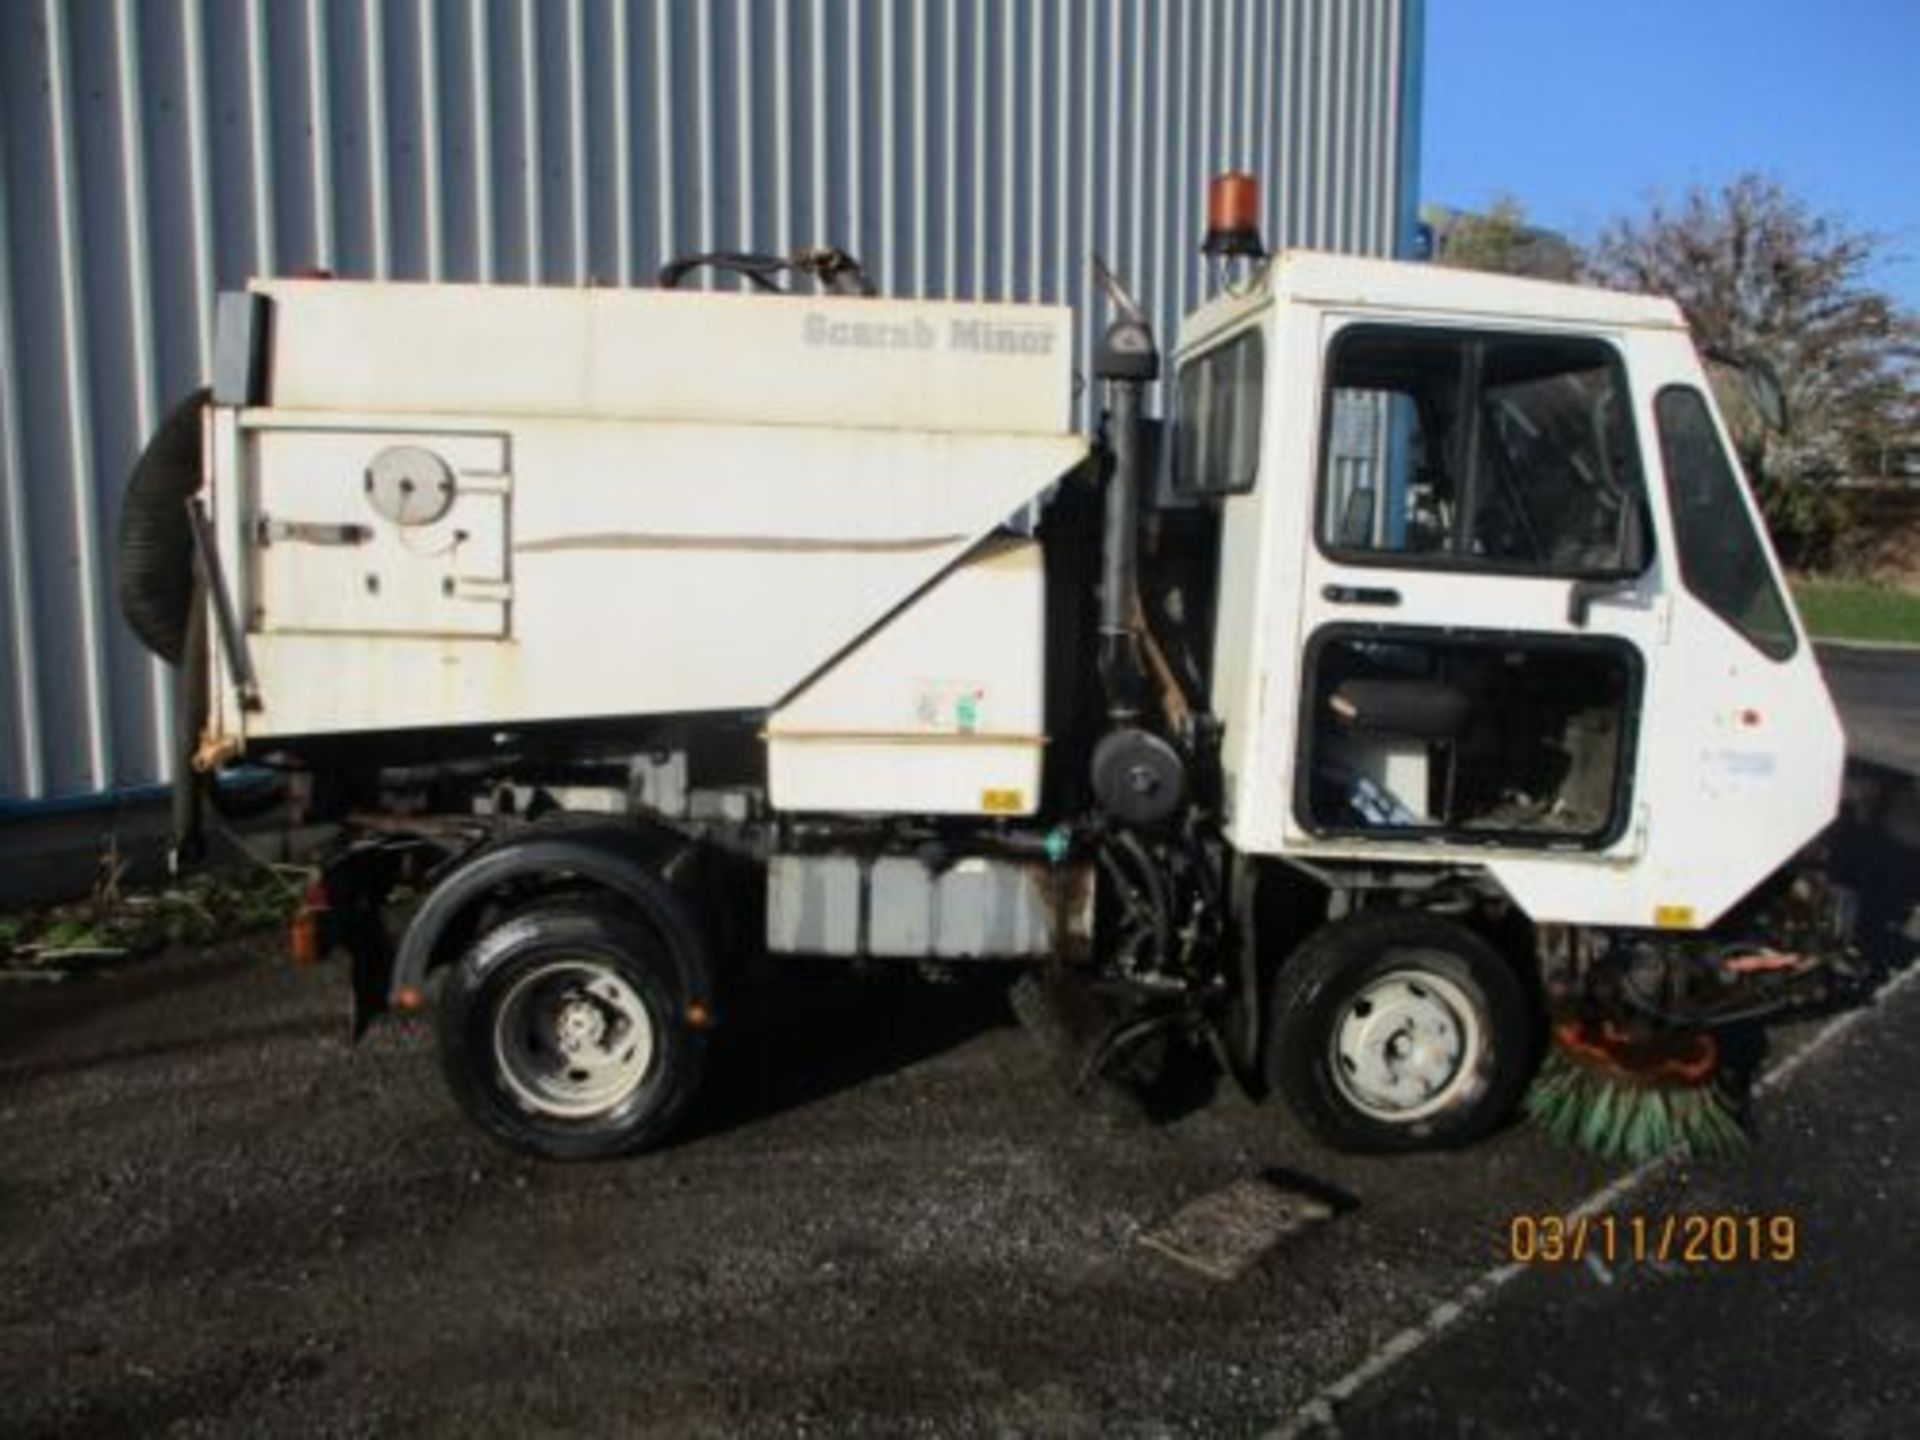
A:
[0,0,1419,804]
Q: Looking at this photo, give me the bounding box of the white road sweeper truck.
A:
[119,181,1853,1161]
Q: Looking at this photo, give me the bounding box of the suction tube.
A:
[1098,378,1147,719]
[1091,260,1159,722]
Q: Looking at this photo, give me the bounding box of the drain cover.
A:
[1139,1177,1337,1280]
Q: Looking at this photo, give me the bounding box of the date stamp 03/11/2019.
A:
[1508,1213,1799,1266]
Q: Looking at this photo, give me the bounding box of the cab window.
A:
[1318,326,1648,576]
[1174,330,1264,495]
[1655,386,1797,660]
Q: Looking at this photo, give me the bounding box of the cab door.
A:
[1564,332,1843,930]
[1284,317,1665,858]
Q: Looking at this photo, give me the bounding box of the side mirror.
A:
[1143,419,1197,511]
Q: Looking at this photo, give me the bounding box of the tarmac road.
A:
[1820,642,1920,774]
[1313,963,1920,1439]
[0,649,1913,1437]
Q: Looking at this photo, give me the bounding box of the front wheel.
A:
[1266,911,1535,1152]
[437,901,707,1160]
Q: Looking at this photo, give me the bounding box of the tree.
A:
[1585,174,1919,566]
[1424,196,1577,280]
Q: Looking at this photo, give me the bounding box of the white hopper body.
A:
[204,279,1084,821]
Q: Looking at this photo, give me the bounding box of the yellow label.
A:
[1654,904,1696,929]
[980,788,1024,814]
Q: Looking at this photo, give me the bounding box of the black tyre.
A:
[437,900,709,1161]
[1266,911,1534,1152]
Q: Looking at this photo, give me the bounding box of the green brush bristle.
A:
[1580,1075,1621,1156]
[1524,1049,1747,1163]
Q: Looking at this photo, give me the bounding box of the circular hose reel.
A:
[117,388,210,665]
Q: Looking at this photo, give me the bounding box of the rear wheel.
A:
[1266,910,1534,1152]
[437,901,707,1160]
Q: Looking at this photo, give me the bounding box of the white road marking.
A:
[1271,957,1920,1438]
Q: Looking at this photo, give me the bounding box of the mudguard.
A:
[383,824,715,1025]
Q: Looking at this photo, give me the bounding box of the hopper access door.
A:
[244,424,513,639]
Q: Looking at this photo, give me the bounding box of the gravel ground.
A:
[0,651,1912,1437]
[0,949,1634,1437]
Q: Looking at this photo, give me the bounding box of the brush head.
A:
[1525,1021,1747,1163]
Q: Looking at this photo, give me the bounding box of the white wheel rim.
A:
[492,959,656,1119]
[1328,966,1484,1123]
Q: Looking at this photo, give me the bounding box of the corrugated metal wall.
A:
[0,0,1420,806]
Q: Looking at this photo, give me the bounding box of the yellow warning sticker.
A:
[980,788,1025,814]
[1653,904,1696,929]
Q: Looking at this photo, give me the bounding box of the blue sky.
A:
[1421,0,1920,308]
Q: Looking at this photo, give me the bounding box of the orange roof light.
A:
[1202,172,1266,260]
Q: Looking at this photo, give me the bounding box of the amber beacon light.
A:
[1201,171,1267,259]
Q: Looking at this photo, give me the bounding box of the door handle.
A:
[1567,575,1638,627]
[1322,584,1401,607]
[255,516,373,548]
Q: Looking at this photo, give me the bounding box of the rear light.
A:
[1721,949,1806,975]
[289,873,329,967]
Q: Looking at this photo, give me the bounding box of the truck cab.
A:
[1170,254,1842,930]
